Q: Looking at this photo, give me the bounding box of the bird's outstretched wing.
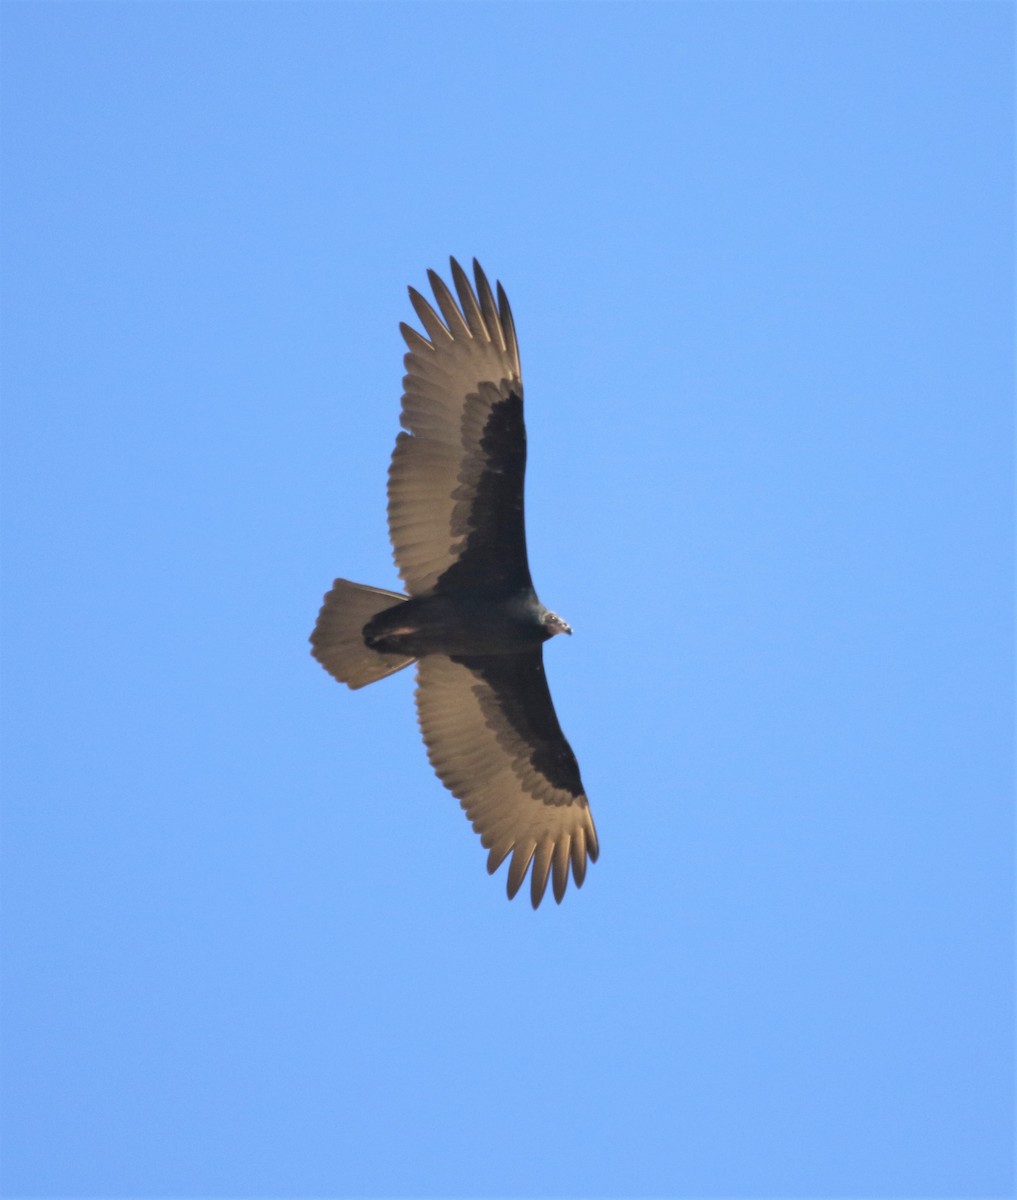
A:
[414,651,599,908]
[388,259,531,597]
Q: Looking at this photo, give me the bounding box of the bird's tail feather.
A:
[310,579,415,689]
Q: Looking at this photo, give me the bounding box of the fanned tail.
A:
[310,579,415,689]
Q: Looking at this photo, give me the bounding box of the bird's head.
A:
[541,609,573,638]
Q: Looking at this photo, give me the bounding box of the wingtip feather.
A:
[530,840,554,909]
[496,280,521,377]
[506,841,536,900]
[486,841,512,875]
[586,822,600,863]
[570,828,588,887]
[408,287,452,345]
[450,256,489,342]
[471,260,505,352]
[552,837,570,903]
[427,269,471,339]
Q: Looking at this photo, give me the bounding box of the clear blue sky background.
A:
[1,3,1012,1198]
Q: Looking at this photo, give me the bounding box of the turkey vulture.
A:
[310,259,597,908]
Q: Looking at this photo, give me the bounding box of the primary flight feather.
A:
[310,259,597,908]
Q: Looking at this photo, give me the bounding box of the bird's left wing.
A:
[414,651,598,908]
[388,259,531,597]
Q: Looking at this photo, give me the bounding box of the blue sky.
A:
[1,3,1013,1197]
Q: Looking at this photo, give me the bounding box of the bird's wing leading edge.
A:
[414,651,599,908]
[388,259,530,597]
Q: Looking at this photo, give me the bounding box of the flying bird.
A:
[310,259,597,908]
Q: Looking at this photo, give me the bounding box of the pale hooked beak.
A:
[545,611,572,637]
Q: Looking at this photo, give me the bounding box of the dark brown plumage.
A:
[311,260,597,907]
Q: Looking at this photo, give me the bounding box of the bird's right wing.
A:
[414,651,598,908]
[388,259,532,598]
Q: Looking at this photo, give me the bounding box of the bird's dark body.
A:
[310,259,598,907]
[365,588,551,659]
